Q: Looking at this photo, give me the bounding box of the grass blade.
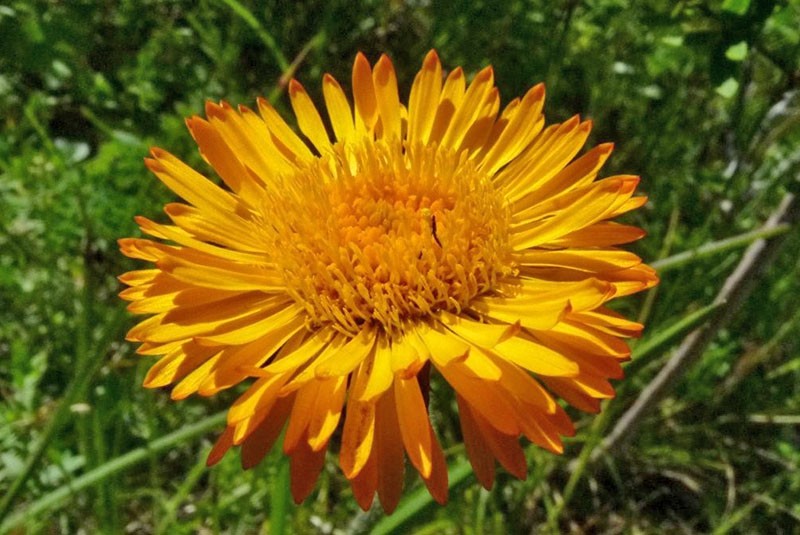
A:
[370,459,473,535]
[651,223,790,273]
[1,412,227,533]
[216,0,289,71]
[269,451,291,535]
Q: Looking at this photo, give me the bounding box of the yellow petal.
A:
[227,371,290,425]
[349,437,378,511]
[289,79,331,154]
[534,320,632,360]
[407,50,442,145]
[510,176,640,250]
[352,333,394,402]
[282,380,319,453]
[568,307,643,338]
[416,322,470,367]
[472,278,612,330]
[170,352,222,400]
[458,346,503,381]
[264,327,337,374]
[164,203,265,253]
[389,328,426,377]
[204,101,294,182]
[352,52,378,133]
[419,425,449,506]
[516,407,565,454]
[143,341,218,388]
[206,426,235,467]
[157,251,284,293]
[135,216,266,265]
[436,361,520,435]
[119,236,173,261]
[322,73,355,142]
[340,399,376,479]
[289,430,327,504]
[490,334,579,377]
[427,67,465,144]
[470,404,527,479]
[184,113,256,200]
[489,357,558,413]
[314,326,377,378]
[515,248,642,273]
[545,142,614,194]
[306,375,347,451]
[197,314,305,394]
[138,293,289,344]
[548,221,647,248]
[256,96,314,163]
[458,88,500,155]
[550,373,615,399]
[372,54,402,141]
[145,148,237,216]
[394,376,434,478]
[194,303,303,346]
[479,83,545,175]
[440,66,494,150]
[437,310,518,348]
[237,104,297,175]
[501,116,591,202]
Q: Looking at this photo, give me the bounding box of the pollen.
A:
[260,140,514,336]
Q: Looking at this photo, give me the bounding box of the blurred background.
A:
[1,0,799,533]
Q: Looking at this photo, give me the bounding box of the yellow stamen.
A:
[260,140,514,336]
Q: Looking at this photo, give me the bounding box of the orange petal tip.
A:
[149,146,166,158]
[203,100,216,116]
[373,55,395,83]
[475,65,494,82]
[423,49,440,69]
[529,82,545,97]
[598,142,614,153]
[288,78,304,96]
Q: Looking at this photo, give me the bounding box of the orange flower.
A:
[119,51,657,512]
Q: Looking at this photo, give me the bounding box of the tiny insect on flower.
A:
[119,50,657,513]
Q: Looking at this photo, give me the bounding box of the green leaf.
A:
[721,0,750,15]
[725,41,748,62]
[716,77,739,98]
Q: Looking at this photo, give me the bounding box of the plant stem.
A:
[269,452,291,535]
[651,223,790,273]
[216,0,289,71]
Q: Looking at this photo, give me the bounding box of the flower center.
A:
[261,140,513,336]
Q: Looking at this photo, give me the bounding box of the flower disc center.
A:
[263,141,513,336]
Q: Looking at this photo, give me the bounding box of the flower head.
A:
[119,51,657,512]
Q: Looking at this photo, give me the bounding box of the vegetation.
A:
[1,0,799,532]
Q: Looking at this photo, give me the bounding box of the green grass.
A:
[2,0,800,532]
